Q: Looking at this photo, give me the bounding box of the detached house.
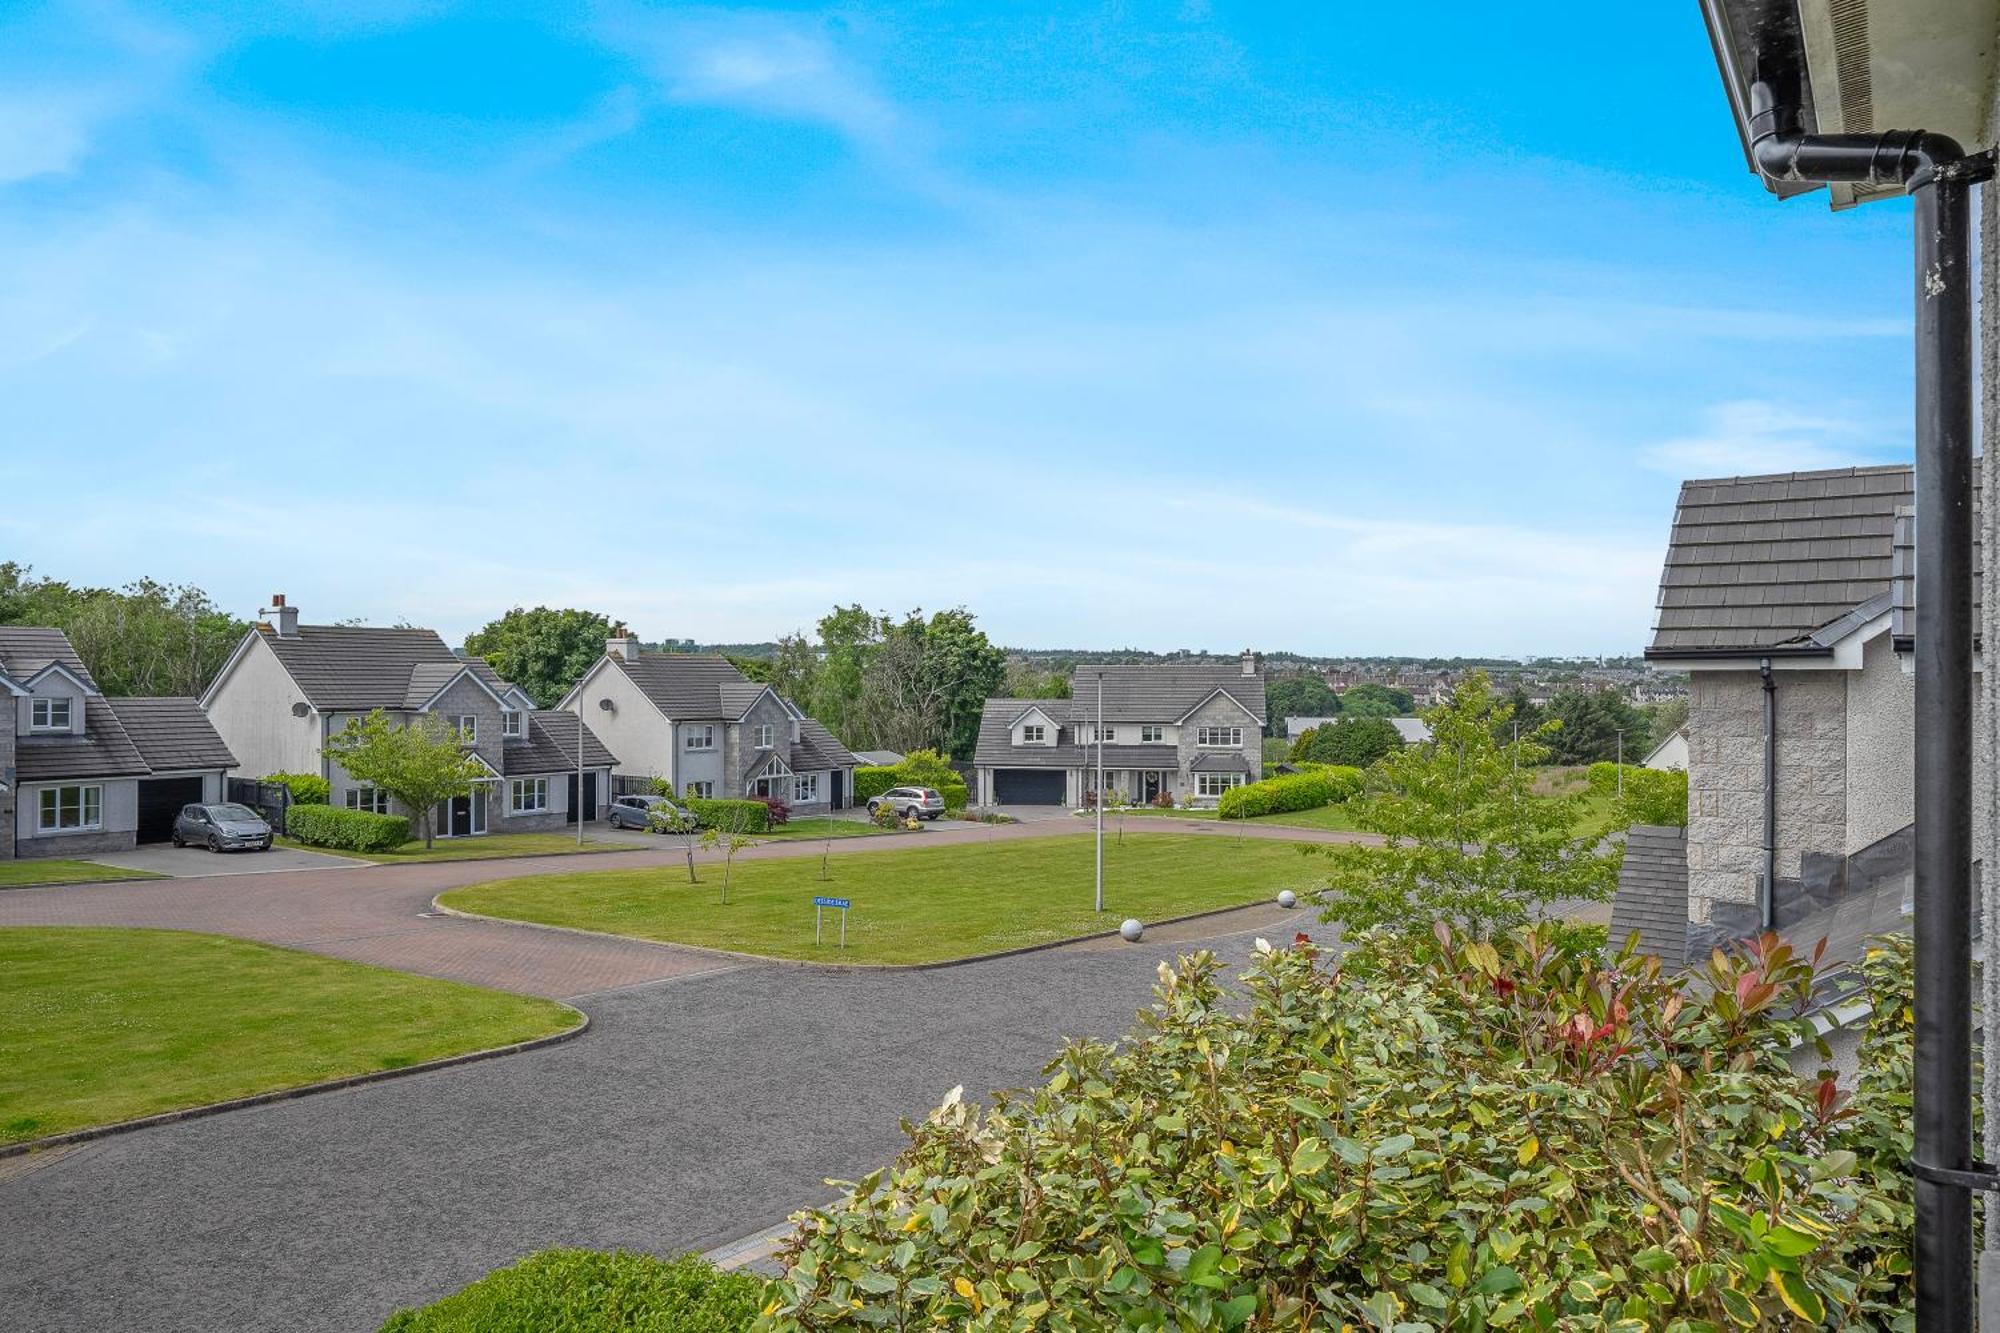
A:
[559,636,857,813]
[1,627,237,860]
[972,653,1267,807]
[1611,465,1950,966]
[200,598,617,837]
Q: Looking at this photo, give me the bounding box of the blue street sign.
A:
[813,896,851,909]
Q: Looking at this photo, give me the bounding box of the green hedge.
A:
[853,749,969,811]
[378,1249,764,1332]
[1215,766,1363,819]
[262,771,330,806]
[686,797,770,833]
[286,804,410,853]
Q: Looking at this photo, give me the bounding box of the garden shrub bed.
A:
[286,804,411,853]
[380,1249,765,1332]
[853,750,969,810]
[763,929,1915,1328]
[1215,765,1361,819]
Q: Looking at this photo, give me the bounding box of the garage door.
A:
[993,768,1066,805]
[137,776,205,843]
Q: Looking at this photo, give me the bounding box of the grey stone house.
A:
[1,627,237,860]
[1612,465,1934,964]
[971,654,1267,807]
[200,598,617,838]
[558,637,856,813]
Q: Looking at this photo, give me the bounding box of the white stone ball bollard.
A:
[1120,918,1145,942]
[1277,889,1298,909]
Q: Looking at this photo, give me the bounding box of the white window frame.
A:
[686,780,714,798]
[1141,724,1164,743]
[794,772,820,803]
[37,784,102,832]
[344,786,390,815]
[454,714,478,743]
[754,723,775,749]
[29,697,72,732]
[1196,772,1246,798]
[502,709,523,738]
[510,778,548,814]
[684,725,716,751]
[1196,726,1243,748]
[1088,725,1116,743]
[1020,724,1045,743]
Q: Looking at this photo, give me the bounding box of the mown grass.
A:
[0,860,164,890]
[442,833,1324,965]
[276,832,635,863]
[0,928,577,1144]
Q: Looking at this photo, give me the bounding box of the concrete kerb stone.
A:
[0,1005,590,1161]
[429,894,1285,974]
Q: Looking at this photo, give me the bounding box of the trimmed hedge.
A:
[854,751,969,811]
[262,771,330,806]
[686,797,770,833]
[286,804,410,853]
[1215,765,1363,819]
[378,1249,765,1333]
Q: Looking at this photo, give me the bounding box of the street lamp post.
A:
[1095,669,1105,914]
[576,706,587,849]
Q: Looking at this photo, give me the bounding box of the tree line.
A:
[0,564,246,697]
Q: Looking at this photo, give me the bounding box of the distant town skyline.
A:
[0,4,1917,655]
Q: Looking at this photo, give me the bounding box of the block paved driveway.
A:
[0,903,1295,1333]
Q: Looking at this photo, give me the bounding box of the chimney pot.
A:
[263,596,300,638]
[607,634,638,662]
[272,594,286,608]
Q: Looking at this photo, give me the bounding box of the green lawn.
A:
[0,927,577,1145]
[276,832,636,863]
[441,833,1324,965]
[757,817,890,841]
[0,860,164,890]
[1123,804,1369,833]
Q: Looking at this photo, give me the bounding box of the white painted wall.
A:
[1845,632,1917,854]
[570,660,677,785]
[18,675,86,737]
[202,635,321,777]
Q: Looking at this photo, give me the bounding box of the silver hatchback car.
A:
[607,794,698,831]
[172,802,273,852]
[867,786,946,820]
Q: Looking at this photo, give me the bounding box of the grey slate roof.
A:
[611,653,767,719]
[1648,466,1911,657]
[1608,825,1690,966]
[1890,488,1985,647]
[258,625,467,711]
[973,698,1196,769]
[1188,751,1252,773]
[403,662,471,709]
[15,702,150,781]
[103,697,237,774]
[502,710,619,777]
[794,718,858,772]
[0,626,99,690]
[1069,664,1266,724]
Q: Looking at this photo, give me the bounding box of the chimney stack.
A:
[264,594,299,639]
[1240,648,1256,677]
[607,632,638,661]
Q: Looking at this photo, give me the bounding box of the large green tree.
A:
[1290,715,1404,767]
[1001,658,1071,699]
[1263,676,1341,736]
[1308,672,1622,937]
[462,606,622,707]
[0,563,245,696]
[325,711,486,849]
[1336,682,1415,718]
[1543,687,1648,766]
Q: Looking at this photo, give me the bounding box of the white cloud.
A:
[0,95,99,184]
[1642,400,1902,476]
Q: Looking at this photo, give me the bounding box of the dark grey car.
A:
[172,802,273,852]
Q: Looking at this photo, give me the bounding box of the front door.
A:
[447,796,471,837]
[1143,771,1161,803]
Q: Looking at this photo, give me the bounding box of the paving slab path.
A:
[0,905,1296,1333]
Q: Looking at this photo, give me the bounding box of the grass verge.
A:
[0,927,577,1145]
[0,860,165,890]
[756,817,889,841]
[276,832,635,863]
[441,832,1324,965]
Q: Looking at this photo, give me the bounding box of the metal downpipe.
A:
[1759,658,1775,929]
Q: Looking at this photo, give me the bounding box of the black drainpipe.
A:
[1746,59,1986,1328]
[1758,657,1775,929]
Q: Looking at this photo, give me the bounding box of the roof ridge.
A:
[1678,463,1913,488]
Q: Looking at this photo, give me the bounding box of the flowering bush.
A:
[760,928,1914,1330]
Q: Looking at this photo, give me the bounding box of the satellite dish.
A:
[291,702,310,717]
[597,698,614,711]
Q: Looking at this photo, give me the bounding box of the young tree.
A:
[700,804,759,905]
[324,711,487,849]
[1308,672,1622,938]
[463,606,621,707]
[646,779,701,884]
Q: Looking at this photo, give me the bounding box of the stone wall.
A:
[0,715,13,859]
[1685,668,1848,924]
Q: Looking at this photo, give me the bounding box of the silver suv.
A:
[867,786,945,820]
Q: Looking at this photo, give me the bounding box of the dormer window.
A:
[754,723,775,749]
[1020,724,1045,743]
[502,710,523,738]
[30,697,72,732]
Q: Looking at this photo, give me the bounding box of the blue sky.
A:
[0,2,1919,655]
